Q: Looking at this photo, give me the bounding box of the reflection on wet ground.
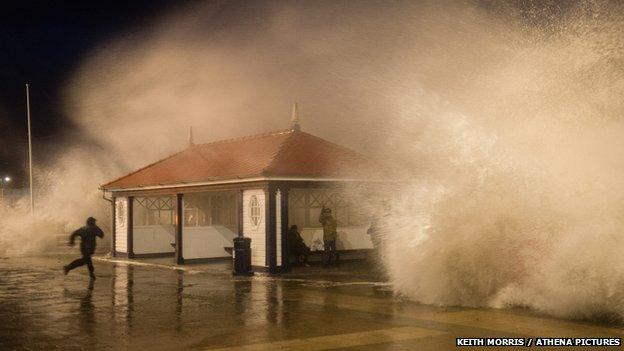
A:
[0,256,622,350]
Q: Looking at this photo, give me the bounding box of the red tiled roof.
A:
[101,130,380,190]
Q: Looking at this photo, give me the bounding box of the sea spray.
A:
[381,110,624,322]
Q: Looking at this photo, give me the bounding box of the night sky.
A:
[0,0,193,186]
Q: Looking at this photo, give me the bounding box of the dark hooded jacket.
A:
[70,225,104,255]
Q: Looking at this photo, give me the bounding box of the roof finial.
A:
[188,126,194,147]
[291,102,301,132]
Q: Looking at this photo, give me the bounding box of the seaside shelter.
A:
[100,111,389,273]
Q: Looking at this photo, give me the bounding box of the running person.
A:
[63,217,104,280]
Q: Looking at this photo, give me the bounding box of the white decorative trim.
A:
[102,176,395,192]
[249,195,263,229]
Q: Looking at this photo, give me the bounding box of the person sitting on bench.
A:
[288,225,310,266]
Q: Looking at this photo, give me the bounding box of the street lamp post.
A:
[0,176,11,205]
[26,84,34,214]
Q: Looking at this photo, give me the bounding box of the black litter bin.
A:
[232,236,253,276]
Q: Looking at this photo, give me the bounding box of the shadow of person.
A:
[176,271,184,332]
[79,279,95,334]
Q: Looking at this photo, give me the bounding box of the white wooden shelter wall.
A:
[183,225,236,259]
[115,197,128,253]
[134,225,175,254]
[276,190,282,266]
[300,226,372,251]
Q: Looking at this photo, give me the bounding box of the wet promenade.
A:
[0,256,622,350]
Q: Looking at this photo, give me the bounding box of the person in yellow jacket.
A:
[319,207,339,266]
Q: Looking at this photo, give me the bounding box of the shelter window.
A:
[288,189,365,228]
[134,196,175,226]
[184,191,237,230]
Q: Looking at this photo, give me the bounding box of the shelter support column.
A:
[265,185,277,273]
[279,188,290,272]
[237,189,243,237]
[127,196,134,259]
[111,196,116,257]
[175,193,184,264]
